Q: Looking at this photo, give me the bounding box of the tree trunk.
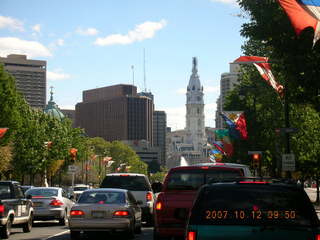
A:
[316,175,319,204]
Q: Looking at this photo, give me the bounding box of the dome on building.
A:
[44,87,65,121]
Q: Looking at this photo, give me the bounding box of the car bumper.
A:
[141,205,153,220]
[68,218,131,231]
[33,207,65,220]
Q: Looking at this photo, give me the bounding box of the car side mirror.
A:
[69,195,75,200]
[136,200,143,205]
[26,195,32,200]
[152,182,163,193]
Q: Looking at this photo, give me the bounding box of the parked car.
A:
[0,181,34,239]
[68,188,142,240]
[100,173,154,225]
[72,184,90,201]
[153,162,252,240]
[25,187,74,225]
[186,179,320,240]
[20,185,34,194]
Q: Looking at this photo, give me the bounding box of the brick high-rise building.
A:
[0,54,46,109]
[75,84,153,144]
[153,111,167,167]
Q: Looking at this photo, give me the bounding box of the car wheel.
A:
[134,221,142,234]
[23,213,33,233]
[145,213,154,226]
[58,210,67,226]
[0,216,12,239]
[125,221,135,239]
[70,230,80,240]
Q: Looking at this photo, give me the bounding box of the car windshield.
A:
[73,187,88,191]
[166,169,243,190]
[0,184,11,199]
[190,185,319,227]
[78,191,125,204]
[101,176,151,191]
[26,188,58,197]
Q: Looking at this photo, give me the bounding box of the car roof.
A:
[170,162,249,171]
[83,188,129,193]
[27,187,61,190]
[106,173,147,177]
[204,181,301,190]
[74,184,89,187]
[0,180,20,185]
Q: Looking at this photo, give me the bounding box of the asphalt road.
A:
[9,221,154,240]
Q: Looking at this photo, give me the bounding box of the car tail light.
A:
[146,192,153,202]
[186,231,196,240]
[201,166,209,169]
[70,210,85,216]
[316,234,320,240]
[49,199,64,206]
[113,210,130,216]
[0,205,4,214]
[155,201,163,211]
[120,174,129,176]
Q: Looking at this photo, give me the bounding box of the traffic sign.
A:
[282,154,295,171]
[68,165,78,173]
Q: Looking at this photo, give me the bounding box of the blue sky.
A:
[0,0,247,130]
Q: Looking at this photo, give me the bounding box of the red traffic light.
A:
[252,154,261,160]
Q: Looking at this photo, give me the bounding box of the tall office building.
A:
[215,62,240,128]
[0,54,46,109]
[153,111,167,167]
[75,84,153,144]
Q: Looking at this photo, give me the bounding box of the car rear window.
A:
[78,191,125,204]
[101,176,151,191]
[190,185,319,227]
[74,187,88,191]
[166,169,243,190]
[0,184,11,199]
[26,188,58,197]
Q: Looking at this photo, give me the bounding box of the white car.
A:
[73,184,90,201]
[100,173,154,226]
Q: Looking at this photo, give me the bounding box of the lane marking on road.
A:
[46,230,70,239]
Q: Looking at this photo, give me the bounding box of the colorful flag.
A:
[279,0,320,45]
[221,111,248,140]
[234,56,284,97]
[0,128,8,139]
[215,129,229,138]
[220,112,240,139]
[212,141,226,155]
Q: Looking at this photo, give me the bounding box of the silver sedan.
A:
[25,187,74,225]
[68,188,142,240]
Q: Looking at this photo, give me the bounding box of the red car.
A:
[153,163,252,240]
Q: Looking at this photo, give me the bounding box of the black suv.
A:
[186,179,320,240]
[0,181,33,239]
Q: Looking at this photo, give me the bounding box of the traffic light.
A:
[252,153,261,169]
[69,148,78,163]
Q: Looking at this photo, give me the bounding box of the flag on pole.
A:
[279,0,320,45]
[0,128,8,139]
[234,56,284,97]
[221,111,248,140]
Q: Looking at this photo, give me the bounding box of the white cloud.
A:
[56,39,64,46]
[176,88,186,95]
[76,27,99,36]
[210,0,238,6]
[204,85,220,94]
[0,37,52,58]
[47,70,71,81]
[94,19,167,46]
[59,105,75,110]
[0,16,24,31]
[32,24,41,33]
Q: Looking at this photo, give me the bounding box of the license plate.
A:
[91,211,105,218]
[33,202,43,207]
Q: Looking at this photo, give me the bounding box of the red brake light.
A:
[70,210,84,216]
[187,231,196,240]
[316,234,320,240]
[146,192,153,201]
[49,199,64,206]
[155,201,163,210]
[201,166,209,169]
[113,210,130,216]
[0,205,4,214]
[120,174,129,176]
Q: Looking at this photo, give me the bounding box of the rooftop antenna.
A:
[131,65,135,85]
[143,48,147,92]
